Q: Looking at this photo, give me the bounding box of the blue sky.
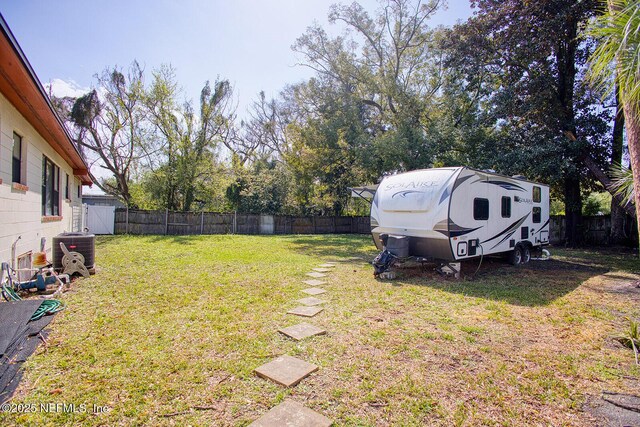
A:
[1,0,473,116]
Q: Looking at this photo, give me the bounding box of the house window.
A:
[77,184,82,199]
[42,156,60,216]
[501,196,511,218]
[533,186,541,203]
[473,198,489,220]
[65,173,70,200]
[12,132,23,184]
[533,207,541,223]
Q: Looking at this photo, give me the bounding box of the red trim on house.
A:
[41,216,63,223]
[11,182,28,192]
[0,16,92,186]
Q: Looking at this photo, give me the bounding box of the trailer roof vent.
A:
[512,175,527,180]
[482,169,496,173]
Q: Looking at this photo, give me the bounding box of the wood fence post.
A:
[165,209,169,235]
[125,207,129,234]
[200,211,204,234]
[233,210,237,234]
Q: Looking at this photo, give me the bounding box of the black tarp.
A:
[0,301,54,403]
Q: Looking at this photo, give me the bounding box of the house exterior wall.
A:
[0,91,83,264]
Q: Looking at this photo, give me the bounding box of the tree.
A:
[444,0,614,245]
[225,156,293,214]
[609,84,628,243]
[146,66,235,211]
[587,0,640,245]
[283,78,373,215]
[293,0,445,172]
[227,91,294,164]
[63,62,149,206]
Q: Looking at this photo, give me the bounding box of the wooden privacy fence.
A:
[549,215,637,245]
[115,209,371,235]
[115,209,632,244]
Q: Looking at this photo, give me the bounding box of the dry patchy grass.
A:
[1,236,639,426]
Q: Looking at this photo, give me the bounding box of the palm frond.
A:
[609,163,635,207]
[586,0,640,105]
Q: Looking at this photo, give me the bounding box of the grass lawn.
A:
[2,235,639,426]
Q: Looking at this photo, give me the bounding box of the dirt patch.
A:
[582,275,640,299]
[583,392,640,427]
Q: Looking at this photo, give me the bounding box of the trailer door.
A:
[467,194,489,257]
[449,169,489,259]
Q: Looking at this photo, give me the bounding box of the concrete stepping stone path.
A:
[278,322,327,341]
[302,287,327,295]
[302,279,326,287]
[250,258,336,423]
[297,296,325,306]
[306,272,327,279]
[254,355,319,387]
[249,399,332,427]
[287,306,324,317]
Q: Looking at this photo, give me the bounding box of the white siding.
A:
[0,92,84,264]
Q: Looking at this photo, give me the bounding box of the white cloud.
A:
[44,78,89,98]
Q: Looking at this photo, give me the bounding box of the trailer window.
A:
[533,186,541,203]
[501,196,511,218]
[532,206,541,223]
[473,198,489,220]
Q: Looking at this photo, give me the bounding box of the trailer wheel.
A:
[508,246,523,265]
[521,245,531,263]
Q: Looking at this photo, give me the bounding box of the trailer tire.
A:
[509,246,522,265]
[521,245,531,264]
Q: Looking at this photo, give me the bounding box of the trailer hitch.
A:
[372,250,398,277]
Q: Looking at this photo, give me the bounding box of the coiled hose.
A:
[30,299,65,321]
[1,263,65,320]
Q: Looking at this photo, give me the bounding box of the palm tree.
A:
[610,163,635,207]
[587,0,640,246]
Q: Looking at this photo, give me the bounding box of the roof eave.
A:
[0,13,92,186]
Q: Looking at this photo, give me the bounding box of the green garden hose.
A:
[2,262,65,319]
[1,282,21,301]
[30,300,65,321]
[1,281,65,320]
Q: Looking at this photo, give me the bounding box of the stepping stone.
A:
[302,287,327,296]
[306,272,327,278]
[249,399,332,427]
[254,355,319,387]
[297,297,325,306]
[278,323,327,341]
[287,306,324,317]
[312,268,332,273]
[302,279,326,286]
[318,263,335,268]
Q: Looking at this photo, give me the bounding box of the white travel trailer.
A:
[369,167,550,265]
